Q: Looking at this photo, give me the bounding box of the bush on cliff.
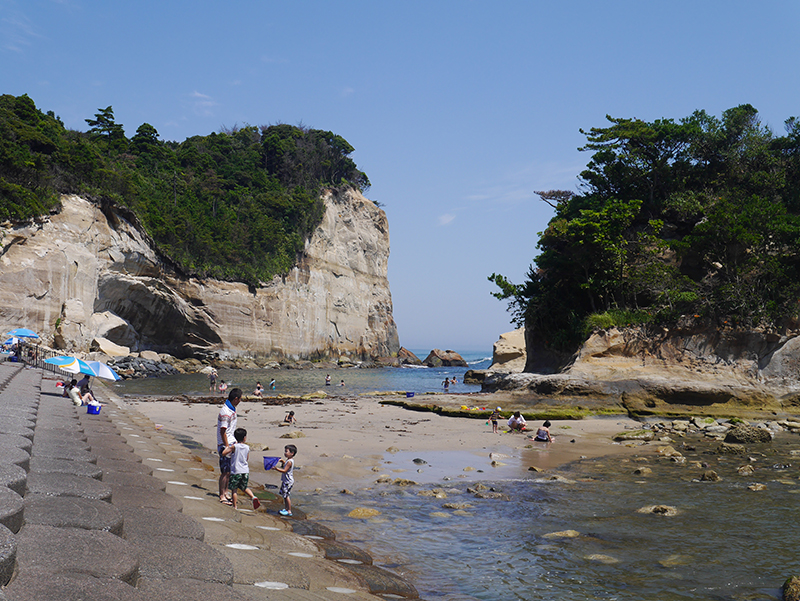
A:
[491,105,800,351]
[0,94,370,286]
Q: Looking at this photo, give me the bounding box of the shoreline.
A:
[118,389,648,493]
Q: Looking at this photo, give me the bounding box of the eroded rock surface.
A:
[0,190,399,360]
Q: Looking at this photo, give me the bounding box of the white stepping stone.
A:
[255,582,289,590]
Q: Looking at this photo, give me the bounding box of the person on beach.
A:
[77,374,91,395]
[209,368,218,392]
[533,420,554,442]
[217,387,243,505]
[221,427,261,510]
[67,379,83,406]
[254,381,263,397]
[325,374,331,386]
[507,411,527,432]
[283,410,296,425]
[340,379,345,386]
[443,377,450,391]
[218,380,228,394]
[270,379,276,390]
[272,444,297,516]
[489,406,501,433]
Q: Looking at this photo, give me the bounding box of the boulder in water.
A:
[613,430,654,442]
[725,424,773,444]
[422,349,468,367]
[784,575,800,601]
[397,347,422,366]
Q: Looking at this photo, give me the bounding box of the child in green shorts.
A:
[222,427,260,510]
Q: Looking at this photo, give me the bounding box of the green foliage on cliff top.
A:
[0,94,370,285]
[491,105,800,350]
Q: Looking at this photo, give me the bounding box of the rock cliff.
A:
[0,190,399,360]
[485,322,800,413]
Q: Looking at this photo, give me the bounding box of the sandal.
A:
[219,498,233,506]
[253,499,261,510]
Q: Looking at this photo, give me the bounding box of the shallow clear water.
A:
[300,436,800,601]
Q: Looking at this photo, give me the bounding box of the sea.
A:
[111,350,800,600]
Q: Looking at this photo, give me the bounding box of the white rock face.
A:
[0,190,399,359]
[489,328,526,372]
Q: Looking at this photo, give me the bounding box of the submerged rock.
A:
[700,470,721,482]
[637,505,678,516]
[715,442,746,455]
[585,554,619,564]
[348,508,381,519]
[542,530,580,539]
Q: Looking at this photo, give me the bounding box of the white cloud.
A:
[438,213,456,226]
[191,91,218,117]
[1,11,40,52]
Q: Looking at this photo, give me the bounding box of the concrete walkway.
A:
[0,363,420,600]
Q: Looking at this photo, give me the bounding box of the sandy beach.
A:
[118,390,647,494]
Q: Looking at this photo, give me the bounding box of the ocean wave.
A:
[468,356,492,365]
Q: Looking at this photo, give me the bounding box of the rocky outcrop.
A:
[397,347,421,366]
[488,328,525,373]
[0,191,399,360]
[486,323,800,410]
[422,349,467,367]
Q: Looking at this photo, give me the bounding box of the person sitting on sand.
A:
[533,420,553,442]
[507,411,527,432]
[254,381,263,397]
[283,410,296,425]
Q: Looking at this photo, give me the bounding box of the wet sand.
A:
[118,390,646,492]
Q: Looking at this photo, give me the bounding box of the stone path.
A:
[0,363,420,600]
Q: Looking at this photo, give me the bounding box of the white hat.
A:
[496,407,502,411]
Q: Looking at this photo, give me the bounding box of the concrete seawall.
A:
[0,362,418,600]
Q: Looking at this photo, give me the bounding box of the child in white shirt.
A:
[222,427,260,510]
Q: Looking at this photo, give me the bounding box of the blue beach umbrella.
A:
[44,356,93,376]
[85,360,121,381]
[5,328,39,339]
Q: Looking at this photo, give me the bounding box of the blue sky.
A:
[3,1,800,353]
